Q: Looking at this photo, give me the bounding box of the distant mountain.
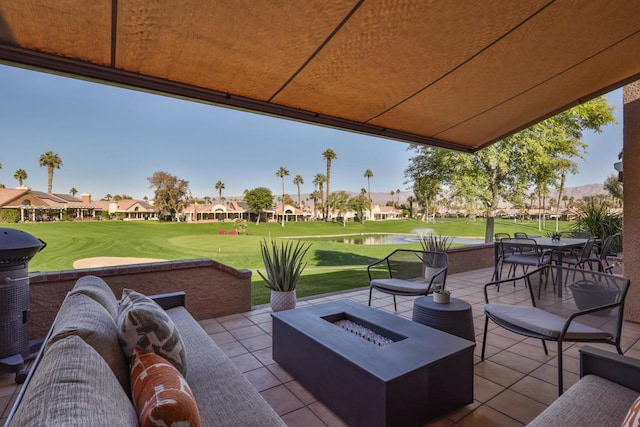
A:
[548,183,606,199]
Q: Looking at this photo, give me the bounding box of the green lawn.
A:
[4,218,572,305]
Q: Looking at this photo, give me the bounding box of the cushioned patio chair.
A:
[481,265,630,396]
[367,249,448,311]
[497,238,551,280]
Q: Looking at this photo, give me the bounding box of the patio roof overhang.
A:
[1,1,639,153]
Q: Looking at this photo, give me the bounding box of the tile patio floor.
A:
[2,266,640,426]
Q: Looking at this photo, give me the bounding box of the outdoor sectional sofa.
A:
[528,346,640,426]
[6,275,284,426]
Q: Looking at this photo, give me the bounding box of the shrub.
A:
[572,196,623,252]
[0,209,19,223]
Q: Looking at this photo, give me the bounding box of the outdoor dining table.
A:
[493,236,590,297]
[532,237,591,297]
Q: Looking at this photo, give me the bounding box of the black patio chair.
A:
[497,238,551,279]
[481,265,630,396]
[588,234,621,272]
[367,249,448,311]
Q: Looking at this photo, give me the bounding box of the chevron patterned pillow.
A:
[118,289,187,376]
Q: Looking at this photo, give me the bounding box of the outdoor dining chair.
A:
[367,249,448,311]
[587,234,620,272]
[561,238,597,271]
[482,265,630,396]
[497,238,551,281]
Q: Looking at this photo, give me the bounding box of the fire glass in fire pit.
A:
[325,312,403,347]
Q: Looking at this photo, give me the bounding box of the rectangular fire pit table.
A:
[271,299,475,427]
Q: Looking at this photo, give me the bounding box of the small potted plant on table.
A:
[433,286,451,304]
[258,239,311,312]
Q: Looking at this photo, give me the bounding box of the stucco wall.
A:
[28,258,251,339]
[624,82,640,322]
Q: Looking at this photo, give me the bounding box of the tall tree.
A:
[406,195,416,219]
[148,171,189,221]
[244,187,273,224]
[364,169,373,219]
[215,181,225,203]
[405,96,615,242]
[312,173,326,219]
[309,189,322,220]
[327,191,350,226]
[69,187,78,196]
[604,174,623,205]
[276,167,290,226]
[322,148,337,220]
[39,151,63,193]
[13,169,27,187]
[349,189,369,223]
[293,175,304,207]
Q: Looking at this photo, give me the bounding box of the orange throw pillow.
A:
[130,349,202,427]
[622,395,640,427]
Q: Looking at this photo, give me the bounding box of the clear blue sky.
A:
[0,64,623,201]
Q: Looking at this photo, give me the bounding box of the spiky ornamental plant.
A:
[418,234,452,253]
[258,239,311,292]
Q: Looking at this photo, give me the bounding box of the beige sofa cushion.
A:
[48,292,129,393]
[528,374,639,427]
[9,335,137,426]
[167,306,285,426]
[69,275,119,319]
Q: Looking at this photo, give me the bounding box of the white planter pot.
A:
[271,290,297,312]
[433,292,450,304]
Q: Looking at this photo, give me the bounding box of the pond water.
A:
[302,234,485,246]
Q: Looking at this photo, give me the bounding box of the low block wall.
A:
[447,243,495,275]
[25,245,498,339]
[28,258,251,339]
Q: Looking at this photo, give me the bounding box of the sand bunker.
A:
[73,257,167,269]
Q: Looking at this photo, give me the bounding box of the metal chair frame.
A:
[367,249,448,311]
[481,265,629,396]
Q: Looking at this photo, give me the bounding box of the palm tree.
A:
[309,190,322,220]
[276,166,290,226]
[312,173,326,220]
[390,190,395,205]
[69,187,78,196]
[396,188,401,207]
[293,175,304,207]
[364,169,373,220]
[322,148,337,220]
[215,181,225,203]
[13,169,28,187]
[39,151,63,193]
[407,195,416,219]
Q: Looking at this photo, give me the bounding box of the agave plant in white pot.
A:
[258,239,311,312]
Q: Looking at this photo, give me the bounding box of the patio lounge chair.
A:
[367,249,448,311]
[481,265,630,395]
